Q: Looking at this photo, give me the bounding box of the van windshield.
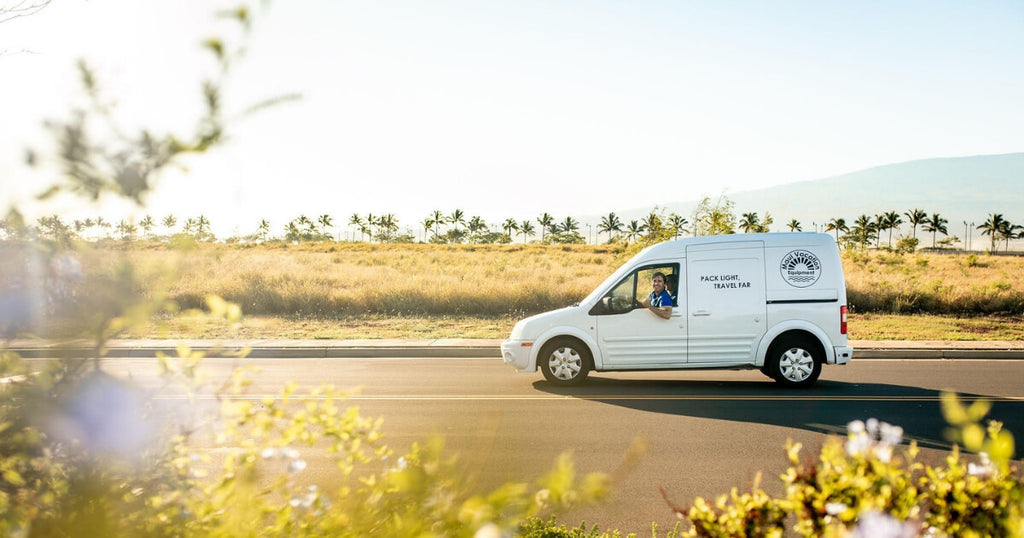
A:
[578,249,652,307]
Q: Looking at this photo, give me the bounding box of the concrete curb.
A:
[6,339,1024,360]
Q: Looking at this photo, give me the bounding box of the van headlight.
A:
[509,320,526,340]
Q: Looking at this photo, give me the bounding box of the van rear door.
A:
[686,241,767,365]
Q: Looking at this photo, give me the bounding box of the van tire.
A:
[767,336,822,388]
[539,338,592,386]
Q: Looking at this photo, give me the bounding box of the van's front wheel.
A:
[768,337,822,388]
[539,338,592,386]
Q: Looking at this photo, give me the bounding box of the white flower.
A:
[880,423,904,446]
[846,418,904,462]
[534,488,551,507]
[825,502,848,515]
[474,523,504,538]
[873,444,893,464]
[289,485,318,510]
[849,511,919,538]
[967,452,995,479]
[286,458,307,473]
[866,418,880,436]
[846,432,871,457]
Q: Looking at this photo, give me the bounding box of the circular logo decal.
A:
[780,250,822,288]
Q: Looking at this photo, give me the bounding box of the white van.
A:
[501,233,852,387]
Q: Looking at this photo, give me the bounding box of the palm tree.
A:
[467,215,487,235]
[851,214,875,247]
[904,208,927,239]
[559,216,580,235]
[641,211,663,237]
[196,215,213,241]
[377,213,398,241]
[428,210,447,240]
[115,219,137,240]
[420,217,434,242]
[978,213,1007,252]
[363,213,377,242]
[739,212,760,234]
[625,220,645,244]
[923,213,948,248]
[348,213,365,241]
[518,220,535,244]
[882,211,902,248]
[448,209,466,232]
[825,218,848,243]
[598,212,623,242]
[501,218,519,240]
[138,215,154,238]
[161,214,176,232]
[872,214,886,247]
[668,214,689,239]
[318,214,334,240]
[787,219,802,232]
[255,219,271,242]
[1001,222,1022,252]
[537,213,554,241]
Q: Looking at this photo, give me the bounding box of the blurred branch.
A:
[0,0,51,24]
[33,2,297,206]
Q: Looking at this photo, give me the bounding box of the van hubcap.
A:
[779,347,814,382]
[549,347,582,380]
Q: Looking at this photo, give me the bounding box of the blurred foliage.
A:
[0,343,611,536]
[670,406,1021,537]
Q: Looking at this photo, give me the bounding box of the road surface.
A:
[88,354,1024,533]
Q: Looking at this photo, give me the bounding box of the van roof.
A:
[636,232,837,259]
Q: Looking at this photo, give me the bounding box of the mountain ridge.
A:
[615,152,1024,231]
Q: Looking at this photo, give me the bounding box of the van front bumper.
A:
[832,345,853,365]
[501,339,535,371]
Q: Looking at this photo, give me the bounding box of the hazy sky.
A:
[2,0,1022,238]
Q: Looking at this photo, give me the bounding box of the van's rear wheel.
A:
[768,336,822,388]
[539,338,592,386]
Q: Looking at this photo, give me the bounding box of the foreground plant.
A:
[669,404,1022,538]
[0,342,611,537]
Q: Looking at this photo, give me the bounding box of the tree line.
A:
[2,197,1021,252]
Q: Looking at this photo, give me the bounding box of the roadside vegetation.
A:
[5,241,1023,341]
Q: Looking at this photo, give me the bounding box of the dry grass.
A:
[6,241,1024,341]
[150,242,626,317]
[844,250,1024,314]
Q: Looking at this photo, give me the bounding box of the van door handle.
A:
[693,310,711,316]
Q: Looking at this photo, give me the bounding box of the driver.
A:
[639,272,673,320]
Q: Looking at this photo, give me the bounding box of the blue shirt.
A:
[648,289,674,308]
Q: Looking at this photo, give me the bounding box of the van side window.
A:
[664,273,679,306]
[591,263,680,315]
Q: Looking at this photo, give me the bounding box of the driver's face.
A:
[652,276,665,293]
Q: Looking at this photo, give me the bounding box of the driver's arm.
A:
[649,304,672,320]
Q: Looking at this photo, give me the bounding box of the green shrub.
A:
[668,395,1021,538]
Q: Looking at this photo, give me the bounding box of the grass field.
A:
[6,241,1024,341]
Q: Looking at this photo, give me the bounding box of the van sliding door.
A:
[686,242,767,365]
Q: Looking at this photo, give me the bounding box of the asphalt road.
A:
[92,354,1024,534]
